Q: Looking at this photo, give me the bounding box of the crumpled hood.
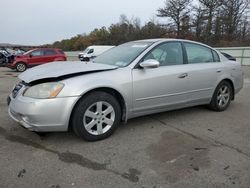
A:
[19,61,117,83]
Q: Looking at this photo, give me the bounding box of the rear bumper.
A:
[8,94,80,132]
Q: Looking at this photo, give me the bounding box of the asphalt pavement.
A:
[0,66,250,188]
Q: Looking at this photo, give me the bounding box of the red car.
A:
[7,48,67,72]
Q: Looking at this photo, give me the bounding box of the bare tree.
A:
[220,0,250,40]
[192,6,206,40]
[157,0,191,38]
[180,15,191,37]
[239,16,249,39]
[198,0,221,41]
[214,16,222,41]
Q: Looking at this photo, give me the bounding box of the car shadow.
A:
[9,104,234,145]
[30,105,209,142]
[120,105,208,129]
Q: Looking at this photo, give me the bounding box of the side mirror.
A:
[140,59,160,69]
[29,54,33,58]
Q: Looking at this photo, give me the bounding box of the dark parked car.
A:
[0,51,7,67]
[7,48,67,72]
[0,50,14,67]
[221,52,236,61]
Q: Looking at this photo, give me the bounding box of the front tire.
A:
[208,81,233,111]
[72,91,121,141]
[16,62,27,72]
[82,57,90,61]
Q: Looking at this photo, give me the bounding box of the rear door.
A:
[183,42,223,102]
[43,49,57,62]
[132,42,190,113]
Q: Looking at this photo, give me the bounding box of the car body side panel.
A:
[59,68,134,119]
[42,54,55,63]
[132,65,190,113]
[214,61,243,94]
[183,62,225,102]
[27,55,45,66]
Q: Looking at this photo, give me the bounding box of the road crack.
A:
[0,126,141,183]
[149,116,250,158]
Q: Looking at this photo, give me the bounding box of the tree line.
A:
[51,0,250,51]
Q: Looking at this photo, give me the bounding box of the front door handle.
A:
[178,73,188,79]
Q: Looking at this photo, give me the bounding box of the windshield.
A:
[83,48,90,53]
[93,42,152,67]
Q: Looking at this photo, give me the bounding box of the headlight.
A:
[23,82,64,99]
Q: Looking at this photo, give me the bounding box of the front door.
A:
[28,49,45,66]
[132,42,190,113]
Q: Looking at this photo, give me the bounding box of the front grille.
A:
[12,83,23,98]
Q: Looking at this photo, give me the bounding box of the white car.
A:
[78,45,115,61]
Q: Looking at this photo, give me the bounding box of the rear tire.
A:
[16,62,27,72]
[208,81,233,111]
[71,91,121,141]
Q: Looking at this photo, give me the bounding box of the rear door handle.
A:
[216,70,222,73]
[178,73,188,79]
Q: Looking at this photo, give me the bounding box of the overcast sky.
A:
[1,0,165,45]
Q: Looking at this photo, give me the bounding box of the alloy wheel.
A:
[217,85,230,108]
[83,101,115,135]
[16,63,26,72]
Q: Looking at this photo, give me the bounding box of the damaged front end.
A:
[7,61,118,132]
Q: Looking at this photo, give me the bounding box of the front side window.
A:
[31,50,43,57]
[184,43,214,64]
[143,42,183,66]
[87,49,94,54]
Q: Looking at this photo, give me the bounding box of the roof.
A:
[132,38,214,49]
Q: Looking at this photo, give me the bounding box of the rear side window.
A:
[44,49,56,56]
[184,43,214,64]
[212,50,220,62]
[58,50,65,55]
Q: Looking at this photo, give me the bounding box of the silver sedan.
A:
[8,39,244,141]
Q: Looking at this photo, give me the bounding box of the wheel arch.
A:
[223,78,235,100]
[15,61,27,66]
[217,78,235,100]
[15,61,28,71]
[68,87,127,130]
